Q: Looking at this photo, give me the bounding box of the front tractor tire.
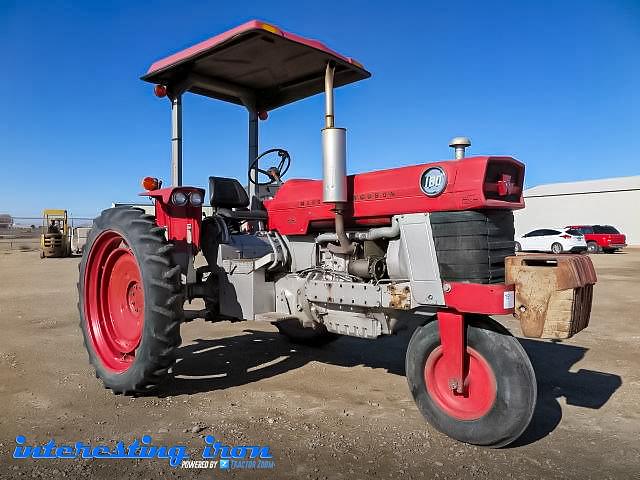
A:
[78,207,183,394]
[406,316,536,447]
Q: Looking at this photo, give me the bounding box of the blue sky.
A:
[1,0,638,218]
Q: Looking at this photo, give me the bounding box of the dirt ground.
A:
[0,248,638,479]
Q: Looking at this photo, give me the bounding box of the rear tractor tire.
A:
[78,207,183,394]
[406,315,536,447]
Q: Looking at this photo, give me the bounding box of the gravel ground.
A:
[0,249,639,479]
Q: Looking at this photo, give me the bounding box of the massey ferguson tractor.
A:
[78,20,596,447]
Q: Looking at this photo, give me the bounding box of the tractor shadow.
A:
[159,324,621,446]
[510,338,622,447]
[159,325,412,396]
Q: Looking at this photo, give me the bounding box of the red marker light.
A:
[142,177,161,190]
[154,85,167,98]
[258,110,269,121]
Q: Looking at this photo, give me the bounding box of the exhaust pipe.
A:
[315,217,400,244]
[322,62,354,254]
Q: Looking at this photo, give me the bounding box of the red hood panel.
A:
[265,156,525,235]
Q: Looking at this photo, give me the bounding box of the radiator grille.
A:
[430,210,515,284]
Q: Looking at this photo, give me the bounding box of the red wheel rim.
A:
[84,230,144,373]
[424,346,497,420]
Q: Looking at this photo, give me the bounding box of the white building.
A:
[514,176,640,245]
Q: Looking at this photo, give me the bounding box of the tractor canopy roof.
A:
[141,20,370,111]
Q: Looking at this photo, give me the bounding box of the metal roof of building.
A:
[524,176,640,198]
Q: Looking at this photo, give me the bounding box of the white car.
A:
[515,228,587,254]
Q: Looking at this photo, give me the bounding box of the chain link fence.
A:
[0,216,93,252]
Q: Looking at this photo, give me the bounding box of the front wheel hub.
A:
[424,346,497,420]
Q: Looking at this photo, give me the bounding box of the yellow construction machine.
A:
[40,209,71,258]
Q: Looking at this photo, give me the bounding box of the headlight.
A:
[189,191,203,206]
[171,191,188,206]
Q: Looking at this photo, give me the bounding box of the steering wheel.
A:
[248,148,291,186]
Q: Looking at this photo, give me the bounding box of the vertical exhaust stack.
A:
[449,136,471,159]
[322,62,354,254]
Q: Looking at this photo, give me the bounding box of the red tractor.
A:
[78,21,596,447]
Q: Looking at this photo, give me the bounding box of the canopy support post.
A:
[248,108,259,199]
[171,94,183,187]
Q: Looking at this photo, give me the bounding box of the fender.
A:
[140,187,204,251]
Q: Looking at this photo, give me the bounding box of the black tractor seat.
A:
[209,176,268,221]
[216,207,267,221]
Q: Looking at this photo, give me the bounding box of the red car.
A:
[566,225,627,253]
